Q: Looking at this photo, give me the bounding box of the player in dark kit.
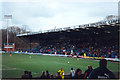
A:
[76,54,79,60]
[9,52,12,56]
[88,59,115,79]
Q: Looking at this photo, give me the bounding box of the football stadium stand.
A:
[16,15,119,59]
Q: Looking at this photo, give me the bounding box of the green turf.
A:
[2,53,119,78]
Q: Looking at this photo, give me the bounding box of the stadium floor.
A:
[2,53,119,78]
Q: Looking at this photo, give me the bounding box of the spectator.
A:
[46,70,50,79]
[56,72,62,79]
[84,65,93,78]
[88,59,115,79]
[70,68,75,78]
[28,71,32,78]
[21,71,32,79]
[73,68,84,79]
[58,68,64,79]
[40,71,46,79]
[50,74,54,79]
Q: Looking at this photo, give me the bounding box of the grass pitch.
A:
[2,53,119,78]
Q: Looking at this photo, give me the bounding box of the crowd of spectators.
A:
[21,59,116,79]
[32,39,118,58]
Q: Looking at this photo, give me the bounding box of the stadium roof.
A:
[17,15,119,44]
[17,15,118,37]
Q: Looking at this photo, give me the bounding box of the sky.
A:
[1,0,118,32]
